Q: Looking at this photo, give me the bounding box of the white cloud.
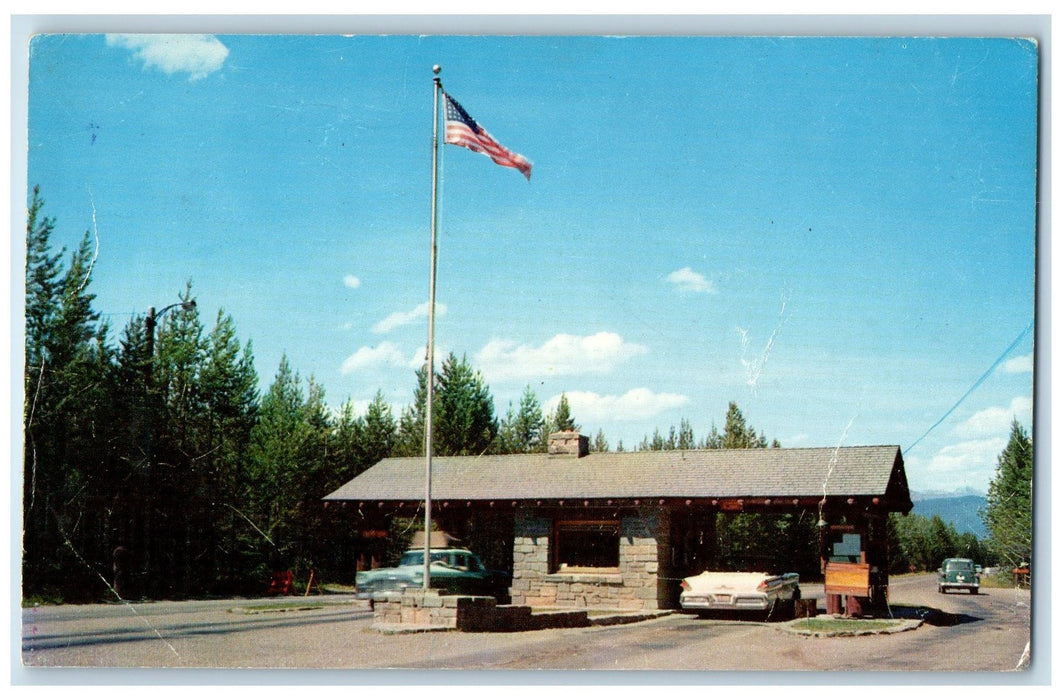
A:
[408,347,428,370]
[911,395,1034,493]
[1002,352,1033,374]
[666,267,715,294]
[548,388,689,423]
[343,275,361,289]
[340,341,407,374]
[342,399,373,417]
[372,302,446,334]
[918,437,1007,493]
[476,332,648,382]
[406,346,456,372]
[106,34,229,81]
[953,396,1034,439]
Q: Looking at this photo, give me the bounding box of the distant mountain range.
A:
[910,486,985,500]
[910,490,988,539]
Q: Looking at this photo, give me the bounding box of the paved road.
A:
[20,574,1033,673]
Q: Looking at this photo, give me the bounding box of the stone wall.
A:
[372,589,591,632]
[510,509,671,610]
[372,590,500,631]
[510,513,552,605]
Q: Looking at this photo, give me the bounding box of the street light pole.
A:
[145,300,197,365]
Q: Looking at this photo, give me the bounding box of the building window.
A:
[553,519,620,571]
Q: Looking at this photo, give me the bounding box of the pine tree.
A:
[927,515,956,567]
[676,418,696,450]
[496,401,521,454]
[497,385,545,453]
[513,385,546,452]
[435,352,498,456]
[24,186,62,371]
[148,290,209,597]
[982,420,1033,568]
[289,375,340,576]
[887,512,985,574]
[636,428,664,451]
[245,356,308,575]
[395,365,430,457]
[356,390,397,468]
[199,311,259,593]
[592,429,609,453]
[720,402,768,448]
[702,423,721,449]
[548,392,578,435]
[23,188,112,600]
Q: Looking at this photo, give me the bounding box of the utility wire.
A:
[905,320,1034,454]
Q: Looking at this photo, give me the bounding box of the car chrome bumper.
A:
[680,595,771,611]
[355,585,417,600]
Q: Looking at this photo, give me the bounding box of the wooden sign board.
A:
[824,561,871,596]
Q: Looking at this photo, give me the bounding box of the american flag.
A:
[443,92,532,180]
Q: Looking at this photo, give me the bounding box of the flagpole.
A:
[423,65,442,591]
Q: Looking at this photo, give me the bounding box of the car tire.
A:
[786,589,801,619]
[766,592,800,622]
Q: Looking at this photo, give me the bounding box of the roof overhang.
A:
[324,445,913,515]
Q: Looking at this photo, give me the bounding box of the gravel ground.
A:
[18,574,1036,677]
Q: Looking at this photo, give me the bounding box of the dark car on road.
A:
[938,557,980,594]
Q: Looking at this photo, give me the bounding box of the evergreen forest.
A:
[21,188,1030,603]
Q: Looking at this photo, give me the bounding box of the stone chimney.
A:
[548,431,589,458]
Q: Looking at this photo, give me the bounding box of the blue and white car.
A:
[355,548,510,601]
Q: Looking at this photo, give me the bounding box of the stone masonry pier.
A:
[371,590,668,633]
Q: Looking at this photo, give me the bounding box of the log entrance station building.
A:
[324,432,913,611]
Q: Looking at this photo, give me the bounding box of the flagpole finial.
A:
[432,64,441,75]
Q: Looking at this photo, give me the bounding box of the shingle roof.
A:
[324,445,910,507]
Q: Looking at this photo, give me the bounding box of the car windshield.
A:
[398,551,463,567]
[945,560,974,572]
[399,551,424,566]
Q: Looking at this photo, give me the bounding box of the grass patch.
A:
[22,593,68,607]
[978,572,1027,589]
[791,617,905,633]
[321,583,356,594]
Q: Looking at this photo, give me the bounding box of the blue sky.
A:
[20,32,1038,494]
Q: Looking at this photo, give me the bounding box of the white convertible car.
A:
[679,571,801,617]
